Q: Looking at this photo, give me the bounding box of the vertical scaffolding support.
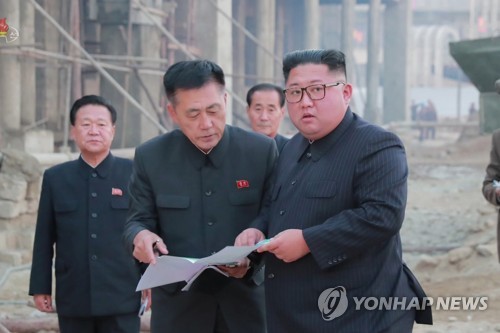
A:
[256,0,276,82]
[304,0,320,49]
[20,0,36,127]
[364,0,381,123]
[341,0,356,84]
[491,0,498,35]
[0,0,21,133]
[41,0,63,131]
[341,0,357,114]
[383,0,411,123]
[215,0,233,124]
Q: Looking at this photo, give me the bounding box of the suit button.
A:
[328,260,333,265]
[267,273,275,279]
[207,221,214,226]
[306,152,312,159]
[91,192,97,198]
[91,173,97,178]
[205,190,212,196]
[279,210,285,215]
[91,213,97,218]
[291,180,296,185]
[91,255,97,260]
[90,234,97,239]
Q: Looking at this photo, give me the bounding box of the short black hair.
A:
[69,95,117,125]
[246,83,285,108]
[163,60,225,104]
[282,49,347,83]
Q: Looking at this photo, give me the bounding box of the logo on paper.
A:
[318,286,348,321]
[0,18,20,43]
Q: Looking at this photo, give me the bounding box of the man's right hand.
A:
[235,228,265,246]
[133,230,168,265]
[34,294,55,313]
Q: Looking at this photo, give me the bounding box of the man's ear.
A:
[167,104,178,124]
[343,84,353,104]
[69,125,76,141]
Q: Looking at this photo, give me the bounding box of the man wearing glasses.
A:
[236,49,432,332]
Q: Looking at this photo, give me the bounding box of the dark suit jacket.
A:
[274,134,289,153]
[254,110,431,333]
[482,129,500,262]
[124,125,277,333]
[29,154,141,317]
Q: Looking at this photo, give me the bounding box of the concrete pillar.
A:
[491,0,498,35]
[256,0,275,82]
[275,1,285,81]
[469,0,477,39]
[20,0,36,127]
[364,0,381,123]
[39,0,62,131]
[0,0,21,132]
[233,0,246,117]
[100,22,128,148]
[304,0,320,49]
[341,0,356,84]
[216,0,233,125]
[383,0,411,123]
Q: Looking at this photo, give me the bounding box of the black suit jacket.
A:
[29,154,141,317]
[124,125,277,332]
[254,110,432,333]
[274,134,289,153]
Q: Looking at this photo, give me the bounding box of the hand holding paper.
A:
[136,239,271,291]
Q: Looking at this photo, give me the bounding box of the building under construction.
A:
[0,0,498,152]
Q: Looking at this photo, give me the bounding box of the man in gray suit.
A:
[124,60,276,333]
[237,49,432,333]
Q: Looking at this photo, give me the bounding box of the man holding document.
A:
[123,60,277,333]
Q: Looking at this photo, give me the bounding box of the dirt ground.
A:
[1,125,499,332]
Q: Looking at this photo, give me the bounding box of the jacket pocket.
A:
[111,197,129,209]
[228,189,260,205]
[304,181,337,198]
[156,194,190,209]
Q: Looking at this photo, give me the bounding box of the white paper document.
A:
[136,239,271,291]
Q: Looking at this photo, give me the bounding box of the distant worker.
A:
[418,99,437,141]
[468,102,478,122]
[246,83,289,152]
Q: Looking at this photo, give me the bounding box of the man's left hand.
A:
[217,258,251,278]
[257,229,310,263]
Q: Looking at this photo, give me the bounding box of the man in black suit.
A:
[29,95,143,333]
[237,49,432,333]
[246,83,289,152]
[123,60,276,333]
